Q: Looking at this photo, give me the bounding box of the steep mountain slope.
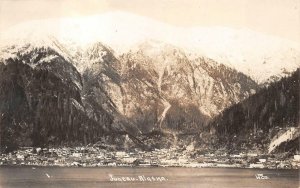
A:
[0,43,139,152]
[119,41,259,134]
[75,42,140,135]
[209,69,299,153]
[2,12,295,150]
[0,37,261,151]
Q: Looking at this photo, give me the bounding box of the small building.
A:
[293,155,300,161]
[72,153,82,157]
[259,159,267,163]
[247,153,258,157]
[116,151,126,157]
[249,163,264,168]
[16,154,25,160]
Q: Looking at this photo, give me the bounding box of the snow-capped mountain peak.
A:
[1,11,299,84]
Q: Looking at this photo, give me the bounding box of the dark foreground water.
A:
[0,166,298,188]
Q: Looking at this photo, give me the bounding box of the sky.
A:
[0,0,299,42]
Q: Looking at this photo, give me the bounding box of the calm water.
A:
[0,166,298,188]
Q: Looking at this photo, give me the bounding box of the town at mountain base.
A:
[0,41,298,160]
[0,12,299,168]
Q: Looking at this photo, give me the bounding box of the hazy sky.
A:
[0,0,299,42]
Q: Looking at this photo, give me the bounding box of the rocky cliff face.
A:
[0,39,260,151]
[118,41,259,133]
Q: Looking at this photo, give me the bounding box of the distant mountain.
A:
[209,69,299,154]
[1,11,299,83]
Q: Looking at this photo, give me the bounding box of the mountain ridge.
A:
[0,37,261,150]
[1,11,299,84]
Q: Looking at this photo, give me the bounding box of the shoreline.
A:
[1,147,299,170]
[0,163,298,170]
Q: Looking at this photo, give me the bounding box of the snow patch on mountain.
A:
[1,11,299,83]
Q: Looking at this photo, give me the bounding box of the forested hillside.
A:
[0,46,135,152]
[210,69,299,153]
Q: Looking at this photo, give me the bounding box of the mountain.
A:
[1,11,299,84]
[0,11,298,151]
[0,36,260,151]
[0,43,140,152]
[208,69,299,154]
[119,41,258,134]
[72,42,141,135]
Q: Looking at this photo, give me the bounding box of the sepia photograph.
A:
[0,0,299,187]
